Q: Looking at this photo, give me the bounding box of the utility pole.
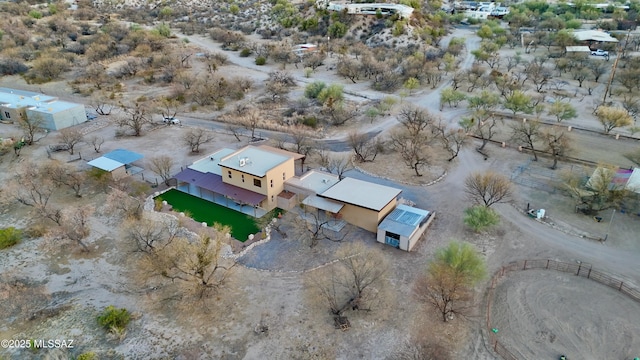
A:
[602,30,631,105]
[603,209,616,241]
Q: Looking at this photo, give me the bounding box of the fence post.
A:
[577,264,581,276]
[546,259,549,269]
[620,282,624,291]
[587,268,592,279]
[523,260,527,270]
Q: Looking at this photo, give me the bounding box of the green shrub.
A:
[28,10,43,19]
[304,81,326,99]
[229,4,239,14]
[97,306,131,334]
[76,352,97,360]
[255,56,266,65]
[0,227,22,249]
[239,48,252,57]
[301,116,318,128]
[154,198,163,211]
[463,206,499,233]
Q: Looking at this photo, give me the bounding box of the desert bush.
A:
[463,206,499,233]
[255,56,266,65]
[304,81,326,99]
[0,58,28,75]
[0,227,22,249]
[28,10,42,19]
[76,352,97,360]
[97,305,131,335]
[240,48,252,57]
[25,223,48,238]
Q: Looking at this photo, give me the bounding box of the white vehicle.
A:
[591,49,609,57]
[163,117,180,125]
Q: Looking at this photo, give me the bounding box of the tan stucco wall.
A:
[0,106,26,122]
[377,199,397,222]
[221,158,295,211]
[339,204,380,233]
[110,166,127,180]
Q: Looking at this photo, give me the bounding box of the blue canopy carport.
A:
[103,149,144,175]
[174,168,267,217]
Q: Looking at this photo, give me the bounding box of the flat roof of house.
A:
[0,88,57,103]
[302,194,344,213]
[189,148,236,175]
[219,145,292,177]
[319,177,402,211]
[257,145,305,160]
[26,101,84,113]
[572,30,619,42]
[378,204,430,237]
[103,149,143,165]
[285,170,340,194]
[87,157,124,172]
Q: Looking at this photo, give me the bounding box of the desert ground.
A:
[1,15,640,360]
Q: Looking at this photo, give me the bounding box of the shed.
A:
[377,204,435,251]
[87,149,144,179]
[572,30,619,43]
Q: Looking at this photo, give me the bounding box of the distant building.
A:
[0,88,87,130]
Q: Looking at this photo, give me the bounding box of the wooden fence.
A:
[485,259,640,360]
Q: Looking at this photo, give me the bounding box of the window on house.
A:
[227,171,232,179]
[241,174,245,182]
[270,179,273,188]
[271,195,274,202]
[254,179,261,187]
[4,112,10,119]
[282,172,286,180]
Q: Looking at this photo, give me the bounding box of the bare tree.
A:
[42,161,86,197]
[464,171,512,208]
[348,131,382,163]
[312,241,388,320]
[143,227,236,299]
[125,216,179,253]
[432,121,468,162]
[397,105,436,137]
[57,127,84,155]
[389,130,430,177]
[510,119,542,161]
[240,109,260,140]
[326,154,354,180]
[89,91,115,115]
[88,135,105,153]
[289,130,313,171]
[540,127,571,169]
[19,115,45,145]
[285,210,346,248]
[105,188,143,220]
[117,99,152,136]
[60,205,94,251]
[183,128,214,153]
[148,155,175,185]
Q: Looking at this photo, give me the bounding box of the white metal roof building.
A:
[572,30,619,43]
[0,88,87,130]
[377,204,435,251]
[319,177,402,211]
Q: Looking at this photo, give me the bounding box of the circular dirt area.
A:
[490,270,640,359]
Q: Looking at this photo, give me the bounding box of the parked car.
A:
[591,49,609,57]
[163,117,180,125]
[86,112,97,120]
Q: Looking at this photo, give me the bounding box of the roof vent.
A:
[239,158,246,167]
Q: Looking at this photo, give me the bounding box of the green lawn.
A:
[157,189,260,241]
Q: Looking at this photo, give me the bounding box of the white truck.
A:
[591,49,609,57]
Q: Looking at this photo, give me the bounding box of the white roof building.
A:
[319,177,402,211]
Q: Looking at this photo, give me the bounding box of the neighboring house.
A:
[377,204,435,251]
[317,0,414,19]
[317,177,402,233]
[174,145,301,217]
[0,88,87,130]
[87,149,144,180]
